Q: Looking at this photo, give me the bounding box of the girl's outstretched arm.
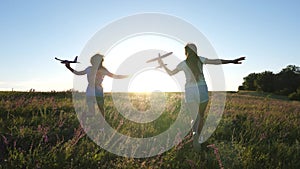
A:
[205,56,246,65]
[158,56,180,76]
[109,74,129,79]
[65,63,86,75]
[104,68,129,79]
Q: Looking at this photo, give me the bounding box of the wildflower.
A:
[43,135,49,143]
[1,135,9,145]
[207,144,224,169]
[260,132,267,141]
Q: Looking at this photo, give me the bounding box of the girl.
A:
[65,54,128,126]
[158,43,245,150]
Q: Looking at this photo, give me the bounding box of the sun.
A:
[128,69,179,93]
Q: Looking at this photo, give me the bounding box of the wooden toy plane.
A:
[55,56,80,64]
[146,52,173,63]
[155,64,168,69]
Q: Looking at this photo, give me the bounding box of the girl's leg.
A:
[191,101,208,152]
[96,97,104,116]
[96,97,105,130]
[197,101,208,135]
[186,102,199,133]
[95,88,104,116]
[85,96,95,117]
[197,84,209,135]
[80,97,95,127]
[190,101,208,135]
[87,98,95,116]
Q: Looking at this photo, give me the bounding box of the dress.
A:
[84,66,110,106]
[175,56,209,103]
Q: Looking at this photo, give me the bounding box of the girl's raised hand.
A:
[157,54,164,66]
[233,56,246,64]
[64,62,70,67]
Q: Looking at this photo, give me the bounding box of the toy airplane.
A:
[55,56,80,64]
[155,64,167,69]
[146,52,173,63]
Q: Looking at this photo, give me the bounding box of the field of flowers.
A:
[0,91,299,169]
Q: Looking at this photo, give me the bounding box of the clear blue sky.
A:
[0,0,299,91]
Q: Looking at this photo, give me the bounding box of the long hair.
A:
[90,54,104,69]
[89,54,105,87]
[185,44,201,82]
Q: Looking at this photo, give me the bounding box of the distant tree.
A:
[255,71,275,92]
[241,65,300,100]
[242,73,258,90]
[238,85,244,91]
[286,65,299,72]
[274,65,300,95]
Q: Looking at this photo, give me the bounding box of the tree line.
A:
[239,65,300,100]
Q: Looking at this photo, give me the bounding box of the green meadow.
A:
[0,91,299,169]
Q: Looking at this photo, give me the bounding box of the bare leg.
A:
[87,101,95,116]
[80,97,95,128]
[96,97,104,116]
[197,101,208,135]
[96,97,105,130]
[190,101,208,152]
[186,102,199,132]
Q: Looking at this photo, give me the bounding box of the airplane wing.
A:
[146,52,173,63]
[55,57,64,62]
[55,56,79,64]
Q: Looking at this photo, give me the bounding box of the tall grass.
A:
[0,91,299,168]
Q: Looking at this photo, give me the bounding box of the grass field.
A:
[0,91,299,169]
